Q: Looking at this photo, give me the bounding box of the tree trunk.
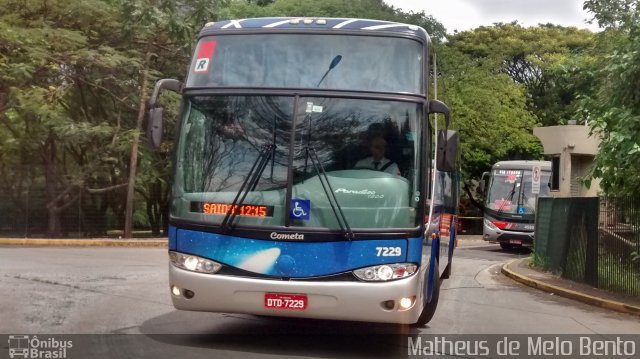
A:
[43,132,62,238]
[124,52,153,238]
[47,208,63,238]
[147,178,162,236]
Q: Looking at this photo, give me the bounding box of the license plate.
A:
[509,239,522,245]
[264,293,307,310]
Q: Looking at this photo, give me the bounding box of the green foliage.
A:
[446,23,595,126]
[0,0,195,235]
[584,0,638,29]
[439,46,542,178]
[581,1,640,197]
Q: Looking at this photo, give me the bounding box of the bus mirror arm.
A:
[147,79,182,149]
[463,181,485,213]
[428,99,450,128]
[148,79,182,107]
[429,100,457,172]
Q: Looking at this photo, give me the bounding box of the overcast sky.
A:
[384,0,600,33]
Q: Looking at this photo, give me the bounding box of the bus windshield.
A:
[186,34,423,93]
[173,95,423,230]
[486,169,551,215]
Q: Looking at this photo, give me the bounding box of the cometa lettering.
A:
[270,232,305,240]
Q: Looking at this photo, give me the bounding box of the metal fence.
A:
[0,189,152,238]
[534,197,640,297]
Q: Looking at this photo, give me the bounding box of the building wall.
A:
[533,125,601,197]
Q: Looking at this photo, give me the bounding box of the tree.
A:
[584,0,638,28]
[446,23,595,126]
[438,46,542,179]
[0,0,140,237]
[117,0,229,237]
[581,1,640,197]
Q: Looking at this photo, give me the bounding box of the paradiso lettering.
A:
[334,188,383,199]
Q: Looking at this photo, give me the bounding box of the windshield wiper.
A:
[305,146,354,240]
[496,180,518,216]
[516,174,528,213]
[221,144,275,231]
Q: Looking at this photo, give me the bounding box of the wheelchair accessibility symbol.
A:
[290,200,310,220]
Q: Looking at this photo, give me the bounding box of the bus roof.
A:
[198,17,430,42]
[492,160,552,171]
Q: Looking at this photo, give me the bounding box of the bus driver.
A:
[355,136,400,175]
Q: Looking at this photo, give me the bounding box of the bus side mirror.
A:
[428,99,450,128]
[436,130,458,172]
[147,79,182,149]
[148,107,164,149]
[480,171,489,195]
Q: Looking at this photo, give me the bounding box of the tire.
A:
[414,260,440,327]
[441,261,451,279]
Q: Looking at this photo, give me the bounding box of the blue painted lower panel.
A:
[175,228,423,278]
[168,226,177,250]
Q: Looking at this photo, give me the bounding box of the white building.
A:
[533,125,601,197]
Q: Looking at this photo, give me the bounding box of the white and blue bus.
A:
[148,17,459,326]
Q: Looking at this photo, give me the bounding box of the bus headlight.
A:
[169,251,222,274]
[484,218,498,230]
[353,263,417,281]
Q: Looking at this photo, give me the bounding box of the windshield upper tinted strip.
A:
[186,34,423,94]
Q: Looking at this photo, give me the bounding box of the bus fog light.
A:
[354,263,418,281]
[383,300,395,310]
[399,297,414,309]
[171,285,181,296]
[183,289,195,299]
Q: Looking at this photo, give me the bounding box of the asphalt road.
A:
[1,243,639,358]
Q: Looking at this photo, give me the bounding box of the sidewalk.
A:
[502,258,640,317]
[2,234,485,247]
[0,237,167,247]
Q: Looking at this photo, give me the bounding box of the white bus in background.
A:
[480,160,552,250]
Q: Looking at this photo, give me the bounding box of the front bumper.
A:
[483,223,534,246]
[169,264,425,324]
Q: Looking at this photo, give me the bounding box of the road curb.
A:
[0,238,167,247]
[501,259,640,317]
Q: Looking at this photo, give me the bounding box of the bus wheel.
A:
[441,259,452,279]
[414,261,440,327]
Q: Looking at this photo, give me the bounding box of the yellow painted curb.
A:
[502,259,640,317]
[0,238,167,247]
